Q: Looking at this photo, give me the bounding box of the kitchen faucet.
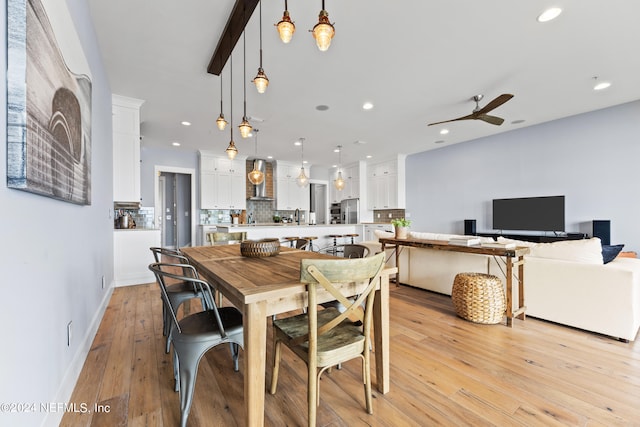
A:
[295,208,300,225]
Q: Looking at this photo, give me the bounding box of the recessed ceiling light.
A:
[366,155,372,159]
[440,129,449,135]
[511,119,526,124]
[362,102,374,110]
[172,141,181,146]
[303,160,308,164]
[354,140,367,145]
[294,141,302,146]
[594,81,611,91]
[434,140,445,144]
[332,164,337,168]
[537,7,562,23]
[333,148,340,153]
[316,105,329,111]
[267,155,273,159]
[181,121,191,126]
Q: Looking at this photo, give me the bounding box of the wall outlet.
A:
[101,276,106,289]
[388,213,392,218]
[377,213,380,218]
[67,321,72,346]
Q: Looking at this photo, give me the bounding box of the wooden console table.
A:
[379,237,530,327]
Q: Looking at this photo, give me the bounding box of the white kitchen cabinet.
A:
[330,161,360,202]
[112,95,144,202]
[199,151,247,210]
[113,229,161,286]
[366,155,406,210]
[276,161,310,211]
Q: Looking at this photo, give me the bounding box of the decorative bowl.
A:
[240,238,281,258]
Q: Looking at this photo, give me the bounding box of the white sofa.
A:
[363,231,640,341]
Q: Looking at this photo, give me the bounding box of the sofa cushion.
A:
[496,237,539,248]
[528,237,604,265]
[602,244,625,264]
[374,229,395,240]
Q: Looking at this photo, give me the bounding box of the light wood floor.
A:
[62,283,640,426]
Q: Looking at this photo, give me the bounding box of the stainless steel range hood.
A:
[248,159,274,200]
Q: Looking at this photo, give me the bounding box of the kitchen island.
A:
[213,223,365,249]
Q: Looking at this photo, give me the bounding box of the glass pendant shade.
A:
[239,118,252,138]
[296,166,309,187]
[253,68,269,94]
[226,140,238,160]
[312,10,335,51]
[334,170,345,191]
[277,11,295,43]
[216,113,228,130]
[248,167,265,185]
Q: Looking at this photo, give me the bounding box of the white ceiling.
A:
[87,1,640,168]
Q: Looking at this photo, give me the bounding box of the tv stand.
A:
[477,232,587,243]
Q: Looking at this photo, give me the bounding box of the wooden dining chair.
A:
[270,252,385,426]
[208,231,247,245]
[148,262,244,427]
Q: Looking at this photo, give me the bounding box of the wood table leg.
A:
[243,301,267,427]
[373,271,392,393]
[506,256,514,327]
[517,255,526,321]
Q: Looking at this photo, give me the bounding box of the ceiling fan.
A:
[428,93,514,126]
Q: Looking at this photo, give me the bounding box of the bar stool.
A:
[344,233,359,244]
[327,234,344,246]
[282,237,298,248]
[303,236,318,251]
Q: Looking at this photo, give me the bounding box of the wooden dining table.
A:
[180,244,397,427]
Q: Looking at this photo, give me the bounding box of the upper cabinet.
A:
[366,155,406,210]
[112,95,144,202]
[330,161,361,203]
[275,161,311,211]
[199,151,247,210]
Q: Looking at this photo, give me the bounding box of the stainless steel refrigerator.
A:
[340,198,360,224]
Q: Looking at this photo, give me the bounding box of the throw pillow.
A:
[528,237,604,264]
[602,244,624,264]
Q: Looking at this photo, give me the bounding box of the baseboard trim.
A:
[42,286,114,427]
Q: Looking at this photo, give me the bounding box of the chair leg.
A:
[270,340,282,394]
[363,351,373,414]
[308,358,318,427]
[229,343,240,372]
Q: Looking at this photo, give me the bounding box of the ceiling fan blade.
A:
[477,114,504,125]
[428,113,475,126]
[476,94,514,115]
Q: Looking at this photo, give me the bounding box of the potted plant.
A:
[391,218,411,239]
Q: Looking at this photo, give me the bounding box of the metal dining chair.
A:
[148,262,244,427]
[270,253,385,426]
[150,247,214,353]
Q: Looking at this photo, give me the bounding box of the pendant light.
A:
[238,28,252,138]
[225,45,238,160]
[312,0,335,52]
[296,137,309,187]
[333,145,345,191]
[248,129,265,185]
[216,71,228,131]
[276,0,295,43]
[253,1,269,93]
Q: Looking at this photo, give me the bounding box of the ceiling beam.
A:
[207,0,260,76]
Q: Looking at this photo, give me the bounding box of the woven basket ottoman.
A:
[451,272,506,324]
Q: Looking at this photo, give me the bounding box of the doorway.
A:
[155,166,196,249]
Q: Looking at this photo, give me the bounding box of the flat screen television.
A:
[492,196,565,232]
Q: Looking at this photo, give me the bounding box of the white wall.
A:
[406,100,640,251]
[0,1,114,426]
[140,146,197,206]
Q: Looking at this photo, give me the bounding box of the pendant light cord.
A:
[243,21,247,117]
[259,0,263,67]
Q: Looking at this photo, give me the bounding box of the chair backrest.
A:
[150,247,188,263]
[295,238,310,250]
[208,232,247,245]
[343,244,369,259]
[148,262,226,335]
[296,252,385,346]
